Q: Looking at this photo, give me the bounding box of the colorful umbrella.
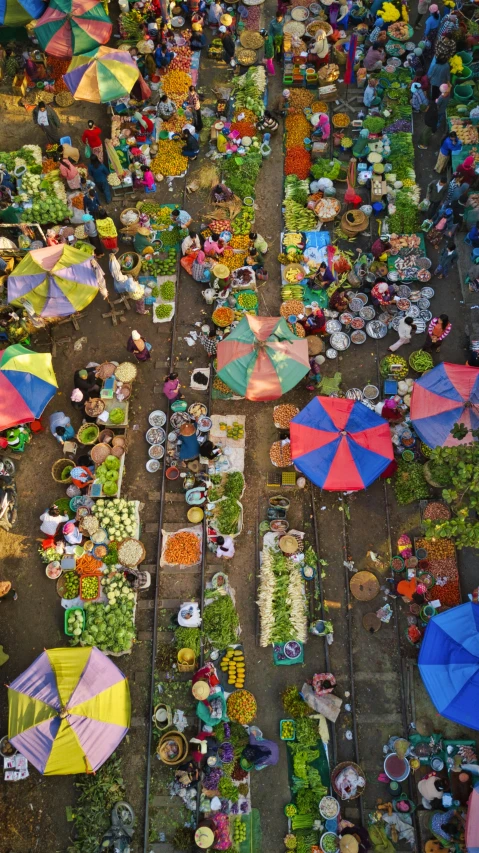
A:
[34,0,112,58]
[419,603,479,731]
[216,315,310,401]
[290,396,394,490]
[8,244,99,318]
[8,647,130,775]
[466,783,479,852]
[64,45,151,103]
[410,363,479,448]
[0,344,58,431]
[0,0,43,26]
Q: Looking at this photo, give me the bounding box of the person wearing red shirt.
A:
[81,120,104,162]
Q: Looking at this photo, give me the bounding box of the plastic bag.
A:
[84,142,91,159]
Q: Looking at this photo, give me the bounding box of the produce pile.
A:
[163,530,201,565]
[231,66,266,117]
[202,592,239,649]
[92,499,138,544]
[415,536,460,606]
[76,598,136,654]
[150,139,188,177]
[258,545,308,645]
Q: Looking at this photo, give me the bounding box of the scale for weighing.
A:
[100,376,115,399]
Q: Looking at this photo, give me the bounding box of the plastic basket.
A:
[64,607,85,636]
[280,719,296,741]
[79,575,100,601]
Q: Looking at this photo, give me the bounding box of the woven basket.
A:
[236,48,257,66]
[110,444,125,458]
[118,538,146,568]
[77,423,100,445]
[120,208,140,227]
[156,731,188,765]
[331,761,366,800]
[55,92,74,107]
[51,458,74,484]
[98,429,114,444]
[96,362,117,380]
[240,30,264,49]
[119,252,141,279]
[112,435,127,448]
[307,336,324,355]
[90,443,111,465]
[84,398,105,418]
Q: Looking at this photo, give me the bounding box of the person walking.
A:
[82,213,104,257]
[436,83,451,130]
[388,316,416,352]
[88,154,111,203]
[32,101,61,144]
[187,85,203,132]
[84,188,101,215]
[264,33,275,75]
[424,314,452,352]
[428,56,451,100]
[95,208,118,252]
[424,4,441,38]
[435,131,462,173]
[126,330,152,362]
[163,372,180,399]
[435,243,458,278]
[269,12,284,57]
[418,99,438,149]
[425,176,447,218]
[414,0,430,28]
[81,120,104,162]
[219,25,235,64]
[59,157,81,190]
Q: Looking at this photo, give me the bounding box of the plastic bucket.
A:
[150,75,161,90]
[456,67,472,81]
[454,83,474,103]
[458,50,473,65]
[420,604,436,622]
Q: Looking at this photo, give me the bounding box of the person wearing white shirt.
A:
[216,535,235,559]
[40,505,69,536]
[388,316,416,352]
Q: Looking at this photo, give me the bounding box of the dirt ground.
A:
[1,10,479,853]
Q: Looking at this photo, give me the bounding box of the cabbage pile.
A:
[95,455,121,497]
[79,600,136,654]
[103,573,135,606]
[67,609,84,637]
[92,498,137,541]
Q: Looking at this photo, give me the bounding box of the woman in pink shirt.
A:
[141,166,156,192]
[59,158,81,190]
[204,236,225,257]
[163,372,180,400]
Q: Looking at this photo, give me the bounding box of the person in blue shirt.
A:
[424,5,440,37]
[87,155,111,203]
[83,188,100,215]
[155,43,174,69]
[435,130,462,173]
[467,224,479,248]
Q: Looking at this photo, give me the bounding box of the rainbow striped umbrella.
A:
[216,315,310,401]
[34,0,112,58]
[8,647,130,775]
[0,344,58,431]
[64,46,151,103]
[8,244,99,318]
[0,0,43,26]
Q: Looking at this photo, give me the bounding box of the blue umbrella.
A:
[418,602,479,730]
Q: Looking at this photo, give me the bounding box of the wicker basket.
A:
[110,444,125,458]
[84,398,105,418]
[77,423,100,446]
[331,761,366,800]
[51,458,74,484]
[90,443,111,465]
[118,538,146,567]
[112,435,127,448]
[119,252,141,279]
[96,362,117,380]
[55,92,74,107]
[236,47,257,66]
[120,208,140,227]
[156,731,188,765]
[99,429,114,444]
[307,336,324,355]
[240,30,264,49]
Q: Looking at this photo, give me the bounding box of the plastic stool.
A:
[465,234,473,245]
[472,248,479,263]
[145,184,157,193]
[60,136,72,146]
[30,419,44,433]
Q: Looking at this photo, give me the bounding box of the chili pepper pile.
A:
[416,537,460,606]
[285,147,311,180]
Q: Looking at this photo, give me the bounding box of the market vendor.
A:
[371,234,392,259]
[257,110,279,133]
[49,412,75,445]
[371,281,396,307]
[182,230,201,255]
[59,157,81,191]
[46,228,60,247]
[312,262,335,289]
[430,809,464,846]
[201,439,221,459]
[192,250,211,282]
[40,504,70,536]
[62,521,82,545]
[57,141,80,164]
[0,165,15,194]
[204,235,225,257]
[242,733,279,769]
[216,535,235,559]
[299,308,326,336]
[4,425,31,452]
[74,367,101,399]
[329,289,349,312]
[211,183,233,203]
[418,774,447,809]
[158,94,177,120]
[363,78,379,108]
[178,422,200,462]
[249,230,268,254]
[312,113,331,141]
[363,42,385,72]
[163,372,181,400]
[171,207,192,229]
[191,22,207,49]
[154,42,174,70]
[70,465,95,490]
[181,129,200,160]
[246,247,264,272]
[308,30,330,68]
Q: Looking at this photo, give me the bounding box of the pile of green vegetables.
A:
[232,206,255,235]
[310,158,343,181]
[175,625,201,657]
[108,408,125,425]
[388,133,416,182]
[284,199,316,232]
[77,600,136,653]
[155,304,173,320]
[159,280,175,301]
[288,741,327,821]
[202,593,239,649]
[388,188,420,235]
[215,496,241,535]
[222,149,262,199]
[284,174,310,207]
[92,498,137,542]
[141,247,177,276]
[67,756,125,853]
[224,472,244,500]
[393,460,429,505]
[95,455,121,496]
[362,115,385,133]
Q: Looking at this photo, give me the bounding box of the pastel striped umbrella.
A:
[410,362,479,448]
[216,315,310,401]
[8,647,130,775]
[0,0,44,26]
[290,396,394,490]
[34,0,112,58]
[8,244,99,318]
[0,344,58,431]
[64,46,151,103]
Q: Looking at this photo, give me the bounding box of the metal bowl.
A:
[146,459,161,472]
[421,286,434,298]
[363,384,379,400]
[326,319,342,333]
[330,331,351,351]
[340,312,353,325]
[346,388,363,400]
[366,320,388,339]
[149,410,167,427]
[351,330,367,344]
[148,444,165,459]
[325,348,338,359]
[359,306,375,321]
[420,310,432,322]
[417,297,430,310]
[406,305,420,318]
[146,426,166,445]
[349,297,364,313]
[397,285,411,298]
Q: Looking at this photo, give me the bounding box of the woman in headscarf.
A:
[59,158,81,191]
[312,113,331,140]
[242,733,279,769]
[126,330,151,361]
[456,155,477,185]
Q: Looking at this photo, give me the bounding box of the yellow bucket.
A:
[187,506,204,523]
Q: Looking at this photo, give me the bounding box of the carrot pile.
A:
[164,531,201,566]
[76,554,101,576]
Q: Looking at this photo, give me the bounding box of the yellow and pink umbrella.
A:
[64,45,151,103]
[8,647,130,775]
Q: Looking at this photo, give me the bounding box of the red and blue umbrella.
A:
[410,362,479,448]
[290,396,393,491]
[0,344,58,431]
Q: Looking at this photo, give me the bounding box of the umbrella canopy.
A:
[0,0,43,26]
[290,396,394,490]
[8,244,99,318]
[34,0,112,58]
[216,315,310,401]
[466,783,479,852]
[410,362,479,448]
[64,45,151,102]
[419,603,479,731]
[0,344,57,431]
[8,647,130,775]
